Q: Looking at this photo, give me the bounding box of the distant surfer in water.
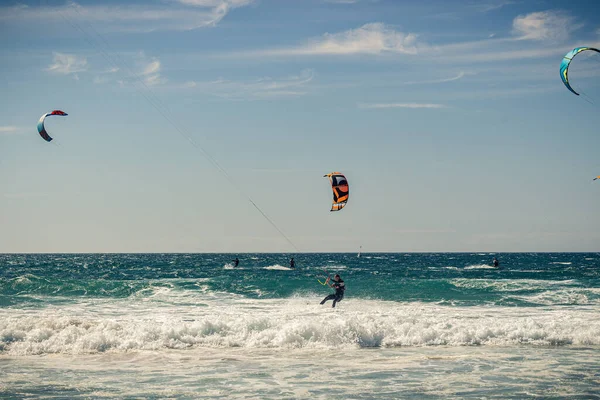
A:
[493,258,499,268]
[320,274,345,308]
[233,258,239,268]
[290,258,296,269]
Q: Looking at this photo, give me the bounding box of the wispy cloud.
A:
[224,11,581,62]
[324,0,361,3]
[239,23,423,57]
[184,69,315,99]
[434,46,567,63]
[140,56,163,86]
[470,0,516,13]
[512,10,580,41]
[432,84,559,100]
[93,67,119,84]
[425,11,582,64]
[358,103,448,109]
[427,1,515,20]
[0,1,254,32]
[401,71,470,85]
[176,0,253,6]
[93,52,164,86]
[394,229,457,234]
[46,52,88,76]
[0,126,21,135]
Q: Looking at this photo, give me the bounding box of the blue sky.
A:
[1,0,599,253]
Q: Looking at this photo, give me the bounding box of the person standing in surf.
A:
[320,274,345,308]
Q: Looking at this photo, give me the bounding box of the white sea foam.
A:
[319,265,347,271]
[511,289,597,306]
[263,265,292,271]
[451,278,578,292]
[464,264,496,269]
[2,298,599,355]
[551,262,572,265]
[3,345,598,399]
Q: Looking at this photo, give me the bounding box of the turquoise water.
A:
[2,252,599,306]
[1,253,600,398]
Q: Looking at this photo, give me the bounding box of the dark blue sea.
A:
[1,253,599,398]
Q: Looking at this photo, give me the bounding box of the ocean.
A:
[1,252,599,398]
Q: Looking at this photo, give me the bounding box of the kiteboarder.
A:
[232,258,239,268]
[493,258,499,268]
[289,257,296,269]
[320,274,345,308]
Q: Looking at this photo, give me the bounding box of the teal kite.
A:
[560,47,600,96]
[37,110,68,142]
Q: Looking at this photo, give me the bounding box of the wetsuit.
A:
[320,279,345,308]
[290,259,295,269]
[493,259,499,268]
[233,259,239,267]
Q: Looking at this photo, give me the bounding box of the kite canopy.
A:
[324,172,349,212]
[560,47,600,96]
[594,176,600,181]
[37,110,68,142]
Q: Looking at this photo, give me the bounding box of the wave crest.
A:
[2,302,599,355]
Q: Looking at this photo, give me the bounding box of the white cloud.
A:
[93,67,120,84]
[424,28,579,64]
[415,11,583,66]
[435,47,565,63]
[244,23,422,57]
[185,69,315,99]
[470,0,515,13]
[324,0,360,3]
[359,103,448,109]
[0,1,254,32]
[92,53,164,86]
[0,126,20,135]
[140,57,164,86]
[402,71,469,85]
[512,10,580,41]
[176,0,253,6]
[142,59,160,76]
[47,52,88,75]
[394,229,457,234]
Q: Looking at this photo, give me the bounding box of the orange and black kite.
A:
[324,172,349,212]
